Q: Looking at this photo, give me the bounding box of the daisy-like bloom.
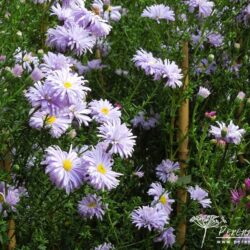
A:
[0,182,27,213]
[156,159,180,183]
[89,99,121,123]
[14,48,39,72]
[73,7,112,37]
[94,242,114,250]
[11,64,23,77]
[230,189,245,205]
[155,227,176,248]
[148,182,175,216]
[47,23,96,55]
[131,205,168,231]
[132,49,161,77]
[46,68,90,107]
[40,52,72,75]
[197,86,211,99]
[98,120,136,158]
[207,33,224,47]
[186,0,214,18]
[29,110,72,138]
[24,81,59,112]
[159,59,183,88]
[51,2,73,22]
[83,145,122,190]
[187,185,211,208]
[209,121,245,145]
[141,4,175,23]
[92,0,122,22]
[78,194,106,219]
[82,59,106,73]
[68,102,91,126]
[42,145,86,193]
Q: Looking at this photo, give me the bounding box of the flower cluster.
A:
[132,49,183,88]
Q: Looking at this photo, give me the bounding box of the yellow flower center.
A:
[160,195,167,205]
[107,5,112,12]
[23,55,30,62]
[46,115,56,124]
[87,202,97,208]
[97,163,106,175]
[101,107,109,115]
[63,159,73,171]
[64,81,72,89]
[0,193,4,203]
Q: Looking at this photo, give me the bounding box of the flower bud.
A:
[234,43,240,50]
[208,54,215,63]
[236,91,245,101]
[221,128,228,138]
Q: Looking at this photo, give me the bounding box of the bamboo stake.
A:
[177,41,189,249]
[0,152,16,250]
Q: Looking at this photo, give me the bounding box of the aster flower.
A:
[92,0,122,22]
[78,194,106,219]
[42,145,86,193]
[29,110,72,138]
[82,145,122,190]
[209,121,245,145]
[68,102,91,126]
[159,59,183,88]
[82,59,106,73]
[148,182,175,215]
[14,48,39,72]
[47,23,96,55]
[89,99,121,123]
[30,68,44,82]
[131,205,169,231]
[186,0,214,18]
[98,120,136,158]
[156,159,180,183]
[51,2,73,22]
[0,183,27,213]
[197,86,211,99]
[46,68,90,107]
[41,52,72,75]
[141,4,175,23]
[155,227,176,248]
[73,7,112,37]
[207,33,224,47]
[231,189,245,205]
[188,185,211,208]
[24,81,59,112]
[132,49,161,77]
[11,64,23,77]
[94,242,114,250]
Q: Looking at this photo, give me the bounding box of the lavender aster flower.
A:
[155,227,176,248]
[46,68,90,107]
[159,59,183,88]
[98,120,136,158]
[83,145,122,190]
[30,67,44,82]
[78,194,105,219]
[207,33,224,47]
[73,7,112,37]
[29,110,72,138]
[68,102,91,126]
[132,49,161,77]
[197,86,211,99]
[42,145,85,193]
[131,205,168,231]
[188,185,211,208]
[148,182,175,215]
[11,64,23,77]
[187,0,214,17]
[156,159,180,183]
[94,242,114,250]
[89,99,121,123]
[209,121,245,145]
[51,3,73,22]
[141,4,175,23]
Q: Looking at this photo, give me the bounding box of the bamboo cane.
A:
[177,41,189,249]
[0,152,16,250]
